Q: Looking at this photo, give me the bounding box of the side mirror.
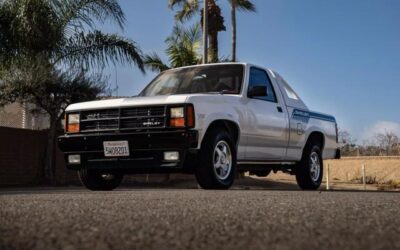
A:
[248,85,268,97]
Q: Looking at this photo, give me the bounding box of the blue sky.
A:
[99,0,400,142]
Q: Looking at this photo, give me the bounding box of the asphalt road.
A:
[1,188,399,250]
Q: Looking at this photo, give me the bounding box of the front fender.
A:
[186,95,244,149]
[197,113,240,148]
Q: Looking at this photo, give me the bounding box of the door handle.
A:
[277,106,283,113]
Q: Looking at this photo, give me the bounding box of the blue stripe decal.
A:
[292,109,336,123]
[292,110,310,123]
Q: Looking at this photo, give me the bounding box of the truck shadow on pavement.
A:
[1,177,398,193]
[120,176,303,191]
[118,176,399,192]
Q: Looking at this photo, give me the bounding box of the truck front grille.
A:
[80,106,167,132]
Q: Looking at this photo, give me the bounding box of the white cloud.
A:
[361,121,400,141]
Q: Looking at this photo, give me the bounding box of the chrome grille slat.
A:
[119,115,166,119]
[81,109,119,120]
[80,106,167,132]
[121,107,165,117]
[81,117,120,122]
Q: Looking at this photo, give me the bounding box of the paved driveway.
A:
[1,188,399,250]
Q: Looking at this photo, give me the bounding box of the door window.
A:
[248,67,277,102]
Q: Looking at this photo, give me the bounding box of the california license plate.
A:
[103,141,130,157]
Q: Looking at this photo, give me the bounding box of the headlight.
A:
[66,113,80,133]
[170,107,184,118]
[170,107,185,127]
[169,106,194,128]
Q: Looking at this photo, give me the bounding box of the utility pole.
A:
[202,0,208,64]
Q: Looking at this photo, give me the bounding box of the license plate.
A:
[103,141,130,157]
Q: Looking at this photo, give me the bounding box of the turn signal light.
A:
[170,117,185,127]
[169,105,195,128]
[67,123,80,133]
[66,113,80,133]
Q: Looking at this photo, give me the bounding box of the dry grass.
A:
[352,175,378,184]
[325,157,400,190]
[377,180,400,191]
[120,157,400,191]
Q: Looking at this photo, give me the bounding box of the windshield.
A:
[140,64,244,97]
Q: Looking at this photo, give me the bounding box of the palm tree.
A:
[0,0,144,72]
[144,24,202,72]
[0,0,144,184]
[201,0,226,62]
[168,0,255,62]
[169,0,225,63]
[228,0,255,62]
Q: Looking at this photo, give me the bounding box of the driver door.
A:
[244,67,289,160]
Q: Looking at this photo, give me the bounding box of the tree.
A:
[201,0,226,62]
[169,0,226,62]
[358,140,376,156]
[168,0,256,62]
[338,129,357,156]
[144,24,202,72]
[227,0,255,62]
[375,131,399,156]
[0,64,107,182]
[0,0,145,184]
[0,0,144,71]
[338,130,353,145]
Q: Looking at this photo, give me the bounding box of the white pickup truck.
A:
[58,63,340,190]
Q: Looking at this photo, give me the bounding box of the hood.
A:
[66,95,190,112]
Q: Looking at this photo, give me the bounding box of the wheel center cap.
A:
[221,155,226,164]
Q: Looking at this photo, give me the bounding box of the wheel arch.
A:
[305,131,325,151]
[202,119,240,146]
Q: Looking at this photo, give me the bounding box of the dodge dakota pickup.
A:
[58,63,340,190]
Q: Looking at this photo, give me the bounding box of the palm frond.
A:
[0,0,62,59]
[184,23,202,45]
[169,0,199,22]
[52,0,126,31]
[168,0,186,8]
[54,30,144,72]
[217,55,231,62]
[168,0,198,9]
[143,53,170,73]
[230,0,256,12]
[165,24,201,68]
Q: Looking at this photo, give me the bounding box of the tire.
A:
[195,128,236,189]
[78,169,123,191]
[295,142,323,190]
[250,169,272,177]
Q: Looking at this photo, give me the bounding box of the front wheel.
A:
[78,169,123,191]
[195,129,236,189]
[295,143,323,190]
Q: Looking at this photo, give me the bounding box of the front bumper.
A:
[58,130,199,172]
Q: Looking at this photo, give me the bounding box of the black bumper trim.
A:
[58,130,199,171]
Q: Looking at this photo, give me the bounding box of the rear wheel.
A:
[195,128,236,189]
[78,169,123,191]
[295,143,323,190]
